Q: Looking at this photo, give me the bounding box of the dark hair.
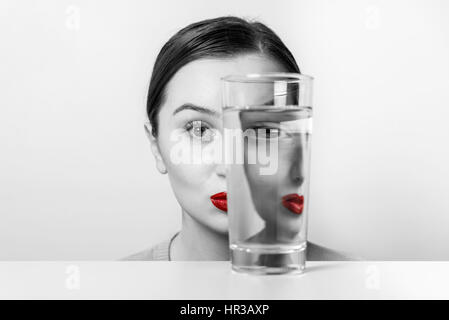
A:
[147,16,301,137]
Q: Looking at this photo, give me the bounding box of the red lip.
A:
[281,193,304,215]
[210,192,227,212]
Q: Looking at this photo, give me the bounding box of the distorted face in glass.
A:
[239,109,310,244]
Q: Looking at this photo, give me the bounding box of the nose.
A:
[215,162,227,178]
[289,147,304,187]
[291,168,304,187]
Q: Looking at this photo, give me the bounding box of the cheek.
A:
[245,164,278,220]
[244,141,299,218]
[167,163,210,190]
[164,141,215,202]
[245,139,301,186]
[158,131,221,205]
[163,162,213,218]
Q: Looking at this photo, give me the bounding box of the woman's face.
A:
[149,54,286,235]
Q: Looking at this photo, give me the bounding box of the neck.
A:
[171,209,229,261]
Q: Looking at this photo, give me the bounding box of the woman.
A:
[123,16,351,261]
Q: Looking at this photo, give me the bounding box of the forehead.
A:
[162,54,285,113]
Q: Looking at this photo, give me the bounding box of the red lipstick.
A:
[282,193,304,215]
[210,192,227,212]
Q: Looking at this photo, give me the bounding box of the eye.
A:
[252,126,286,139]
[185,120,215,142]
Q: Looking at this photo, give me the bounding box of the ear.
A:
[144,122,167,174]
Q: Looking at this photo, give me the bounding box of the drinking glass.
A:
[221,72,313,274]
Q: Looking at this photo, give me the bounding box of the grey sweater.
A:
[122,232,355,261]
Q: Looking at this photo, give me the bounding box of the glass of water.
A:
[221,73,313,275]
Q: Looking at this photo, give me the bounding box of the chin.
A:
[203,211,229,235]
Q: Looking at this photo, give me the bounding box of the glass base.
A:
[230,244,306,275]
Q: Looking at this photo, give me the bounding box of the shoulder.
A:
[307,242,358,261]
[120,237,173,261]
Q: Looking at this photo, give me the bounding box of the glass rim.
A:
[221,72,314,83]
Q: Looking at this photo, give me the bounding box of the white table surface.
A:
[1,261,448,299]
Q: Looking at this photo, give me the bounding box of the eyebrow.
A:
[172,103,220,117]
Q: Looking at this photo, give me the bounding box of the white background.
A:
[1,0,448,260]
